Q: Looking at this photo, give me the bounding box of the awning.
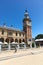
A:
[0,41,3,44]
[11,42,18,44]
[20,42,25,44]
[35,39,43,42]
[4,42,8,44]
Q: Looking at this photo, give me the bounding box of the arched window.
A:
[16,33,18,36]
[2,30,4,35]
[15,39,18,42]
[0,38,4,43]
[22,39,25,42]
[5,38,9,43]
[19,39,21,43]
[10,38,14,43]
[23,34,24,36]
[19,33,21,36]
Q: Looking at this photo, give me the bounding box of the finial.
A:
[3,22,6,27]
[11,25,13,27]
[10,25,13,28]
[25,8,28,12]
[24,9,29,18]
[3,22,6,25]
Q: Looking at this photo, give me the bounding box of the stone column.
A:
[8,41,11,50]
[30,43,32,48]
[17,44,20,49]
[34,42,36,48]
[8,44,10,50]
[0,44,1,52]
[18,38,19,43]
[4,38,5,44]
[39,42,41,48]
[18,39,20,49]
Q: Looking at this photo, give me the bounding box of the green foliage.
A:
[32,43,34,47]
[35,34,43,39]
[36,43,40,48]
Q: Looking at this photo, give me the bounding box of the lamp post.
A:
[34,42,36,48]
[0,42,2,53]
[8,40,11,51]
[17,44,20,49]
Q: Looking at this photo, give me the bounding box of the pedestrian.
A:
[15,46,17,53]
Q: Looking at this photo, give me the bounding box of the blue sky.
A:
[0,0,43,38]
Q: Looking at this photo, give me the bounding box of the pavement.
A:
[0,47,43,61]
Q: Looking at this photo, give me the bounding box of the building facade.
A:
[0,10,32,46]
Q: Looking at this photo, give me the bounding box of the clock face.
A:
[23,21,31,26]
[26,21,31,26]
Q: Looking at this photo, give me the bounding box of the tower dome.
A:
[23,9,31,22]
[24,9,29,18]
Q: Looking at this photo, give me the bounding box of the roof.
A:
[35,39,43,41]
[0,26,25,34]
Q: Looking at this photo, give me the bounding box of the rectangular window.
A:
[19,33,21,36]
[16,32,17,36]
[2,30,4,35]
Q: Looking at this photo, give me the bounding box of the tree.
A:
[35,34,43,39]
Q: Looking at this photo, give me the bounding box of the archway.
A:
[22,39,25,42]
[19,39,21,43]
[5,38,9,43]
[0,38,4,43]
[10,38,14,43]
[15,39,18,42]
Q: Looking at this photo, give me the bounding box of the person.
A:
[14,46,17,52]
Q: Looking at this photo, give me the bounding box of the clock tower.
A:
[23,10,32,47]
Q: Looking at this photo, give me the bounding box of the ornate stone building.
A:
[0,10,32,47]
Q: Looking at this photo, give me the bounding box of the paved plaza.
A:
[0,48,43,65]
